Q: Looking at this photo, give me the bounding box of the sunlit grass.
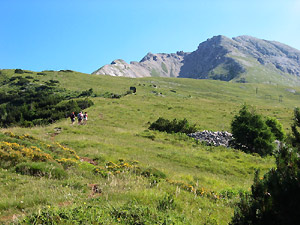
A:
[1,69,299,224]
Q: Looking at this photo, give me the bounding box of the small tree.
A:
[230,109,300,225]
[291,107,300,147]
[231,105,275,156]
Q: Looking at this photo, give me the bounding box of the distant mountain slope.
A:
[93,52,187,78]
[92,35,300,85]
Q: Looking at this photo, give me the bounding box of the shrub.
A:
[111,93,121,98]
[59,70,73,72]
[78,88,93,97]
[21,120,34,127]
[54,100,81,117]
[15,162,67,179]
[231,146,300,225]
[0,82,94,127]
[37,72,47,76]
[94,159,140,178]
[291,107,300,148]
[102,92,121,99]
[0,141,52,167]
[265,116,286,141]
[16,77,30,86]
[149,117,197,134]
[76,98,94,110]
[14,69,24,74]
[230,109,300,225]
[56,158,78,169]
[230,105,275,156]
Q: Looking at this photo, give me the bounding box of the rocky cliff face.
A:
[179,35,246,80]
[93,52,187,78]
[92,35,300,84]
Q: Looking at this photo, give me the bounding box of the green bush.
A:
[0,83,94,127]
[78,88,93,97]
[21,120,34,127]
[37,72,47,76]
[15,162,67,179]
[231,105,275,156]
[231,146,300,225]
[14,69,24,74]
[76,98,94,110]
[59,70,73,73]
[0,73,95,128]
[265,117,286,141]
[230,109,300,225]
[149,117,197,134]
[54,100,81,117]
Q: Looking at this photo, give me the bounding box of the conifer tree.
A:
[231,108,300,225]
[231,105,275,156]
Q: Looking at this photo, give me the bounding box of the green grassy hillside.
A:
[1,69,300,224]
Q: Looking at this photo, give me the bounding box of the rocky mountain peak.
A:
[92,35,300,85]
[111,59,126,65]
[205,35,232,44]
[140,52,155,62]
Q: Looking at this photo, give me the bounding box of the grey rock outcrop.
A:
[92,35,300,85]
[188,130,233,147]
[93,52,188,78]
[232,35,300,76]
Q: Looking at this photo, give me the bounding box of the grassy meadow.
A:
[1,69,300,224]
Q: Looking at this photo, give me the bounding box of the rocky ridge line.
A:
[92,35,300,84]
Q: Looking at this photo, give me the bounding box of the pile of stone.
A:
[188,130,233,147]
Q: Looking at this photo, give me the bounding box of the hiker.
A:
[70,112,76,124]
[77,111,83,125]
[83,112,88,124]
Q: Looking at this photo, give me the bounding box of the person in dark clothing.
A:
[70,112,76,124]
[77,111,83,125]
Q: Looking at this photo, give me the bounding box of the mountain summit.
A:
[92,35,300,85]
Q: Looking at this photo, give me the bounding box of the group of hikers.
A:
[70,111,88,125]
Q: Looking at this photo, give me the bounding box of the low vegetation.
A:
[0,71,94,127]
[1,69,300,224]
[231,108,300,224]
[149,117,197,134]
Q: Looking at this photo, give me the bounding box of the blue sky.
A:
[1,0,300,73]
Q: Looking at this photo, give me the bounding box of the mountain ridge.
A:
[92,35,300,86]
